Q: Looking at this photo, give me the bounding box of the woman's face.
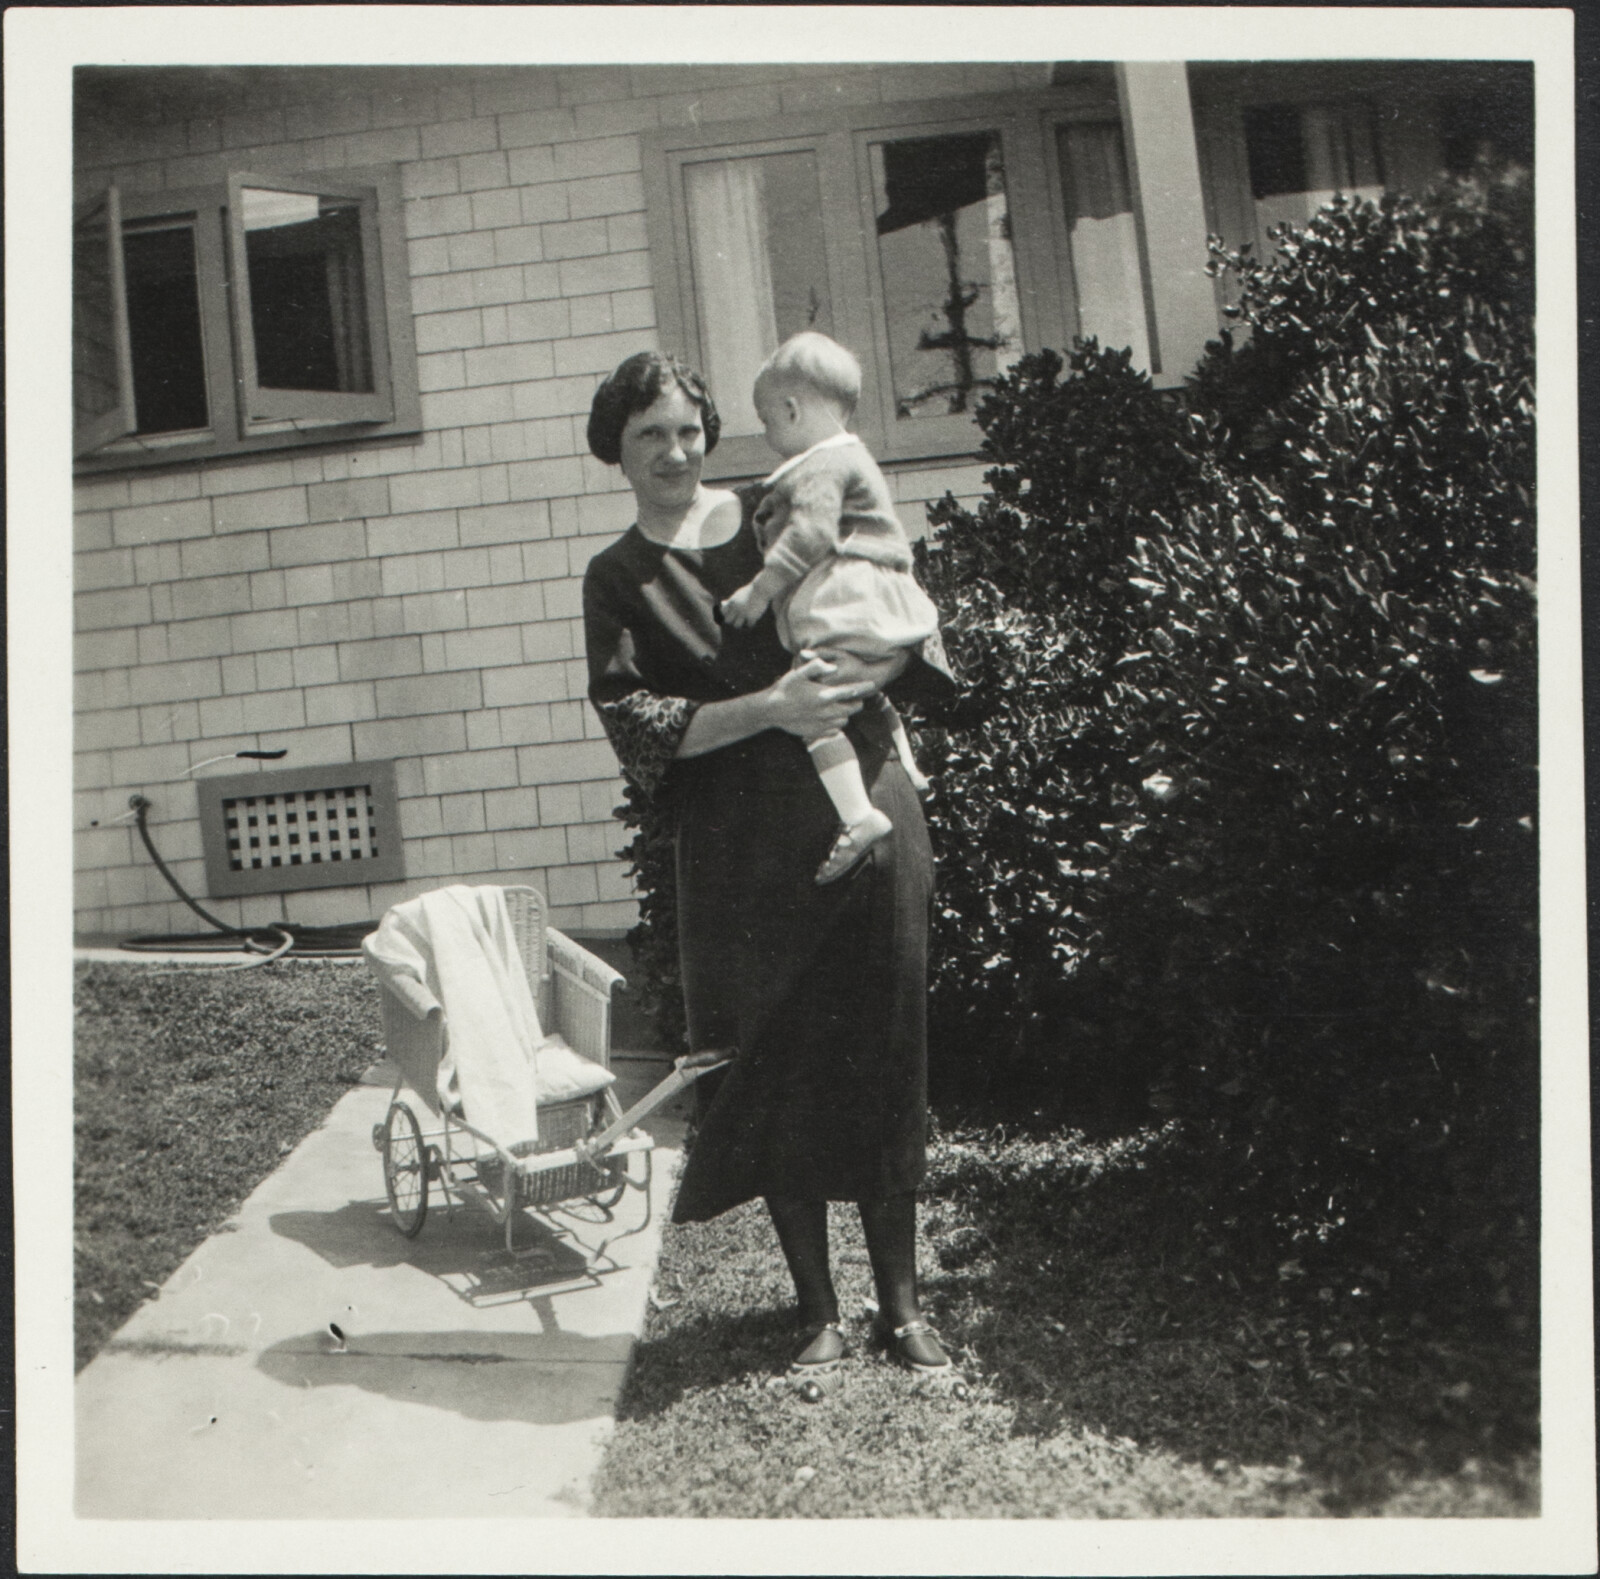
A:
[617,384,707,516]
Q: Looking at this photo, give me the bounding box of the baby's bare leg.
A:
[877,696,931,795]
[808,646,930,795]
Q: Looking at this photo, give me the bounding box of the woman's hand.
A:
[801,646,910,694]
[763,654,877,740]
[674,649,906,761]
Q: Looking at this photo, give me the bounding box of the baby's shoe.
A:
[815,809,893,884]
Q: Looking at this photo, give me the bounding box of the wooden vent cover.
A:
[196,759,403,898]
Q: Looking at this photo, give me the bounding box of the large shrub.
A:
[917,176,1536,1313]
[610,175,1537,1323]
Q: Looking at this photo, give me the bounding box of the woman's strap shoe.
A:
[873,1316,953,1376]
[786,1320,848,1403]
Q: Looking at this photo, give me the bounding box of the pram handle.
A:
[677,1048,734,1070]
[577,1049,734,1160]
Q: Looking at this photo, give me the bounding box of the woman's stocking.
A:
[858,1191,922,1329]
[765,1195,838,1327]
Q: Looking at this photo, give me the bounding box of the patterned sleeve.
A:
[583,560,700,799]
[593,690,698,799]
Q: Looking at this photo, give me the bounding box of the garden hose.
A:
[120,795,375,961]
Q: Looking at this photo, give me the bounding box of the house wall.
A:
[72,64,1045,940]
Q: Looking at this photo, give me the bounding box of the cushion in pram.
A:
[533,1033,616,1103]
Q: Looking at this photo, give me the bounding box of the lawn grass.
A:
[593,1124,1538,1519]
[73,959,381,1371]
[73,957,1540,1517]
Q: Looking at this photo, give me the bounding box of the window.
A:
[644,88,1158,476]
[1052,121,1153,373]
[680,147,836,437]
[1243,100,1383,243]
[73,165,419,470]
[863,126,1025,442]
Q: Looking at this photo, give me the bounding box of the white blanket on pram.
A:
[363,885,609,1150]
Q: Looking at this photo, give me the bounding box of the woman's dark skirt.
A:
[668,713,933,1223]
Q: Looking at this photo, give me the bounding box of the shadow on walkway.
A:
[270,1196,641,1304]
[256,1323,634,1427]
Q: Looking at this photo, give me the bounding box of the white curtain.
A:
[684,160,779,436]
[1060,123,1152,374]
[1069,215,1151,373]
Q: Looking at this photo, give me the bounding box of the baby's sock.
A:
[807,731,875,826]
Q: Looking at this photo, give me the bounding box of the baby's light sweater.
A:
[753,434,914,592]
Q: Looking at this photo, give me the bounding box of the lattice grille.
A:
[196,758,403,897]
[223,783,382,871]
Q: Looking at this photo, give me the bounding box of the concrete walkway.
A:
[74,1032,689,1520]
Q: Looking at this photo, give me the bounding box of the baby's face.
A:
[754,379,803,458]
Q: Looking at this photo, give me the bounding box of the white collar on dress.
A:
[760,430,861,488]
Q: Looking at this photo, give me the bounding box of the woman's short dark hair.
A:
[586,351,721,465]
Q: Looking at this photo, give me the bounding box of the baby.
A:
[720,331,940,884]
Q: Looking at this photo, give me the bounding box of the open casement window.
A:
[74,164,418,473]
[644,88,1144,479]
[73,187,136,456]
[225,172,393,427]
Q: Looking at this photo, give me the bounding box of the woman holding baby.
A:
[581,340,958,1396]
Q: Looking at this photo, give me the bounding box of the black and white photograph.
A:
[10,5,1592,1573]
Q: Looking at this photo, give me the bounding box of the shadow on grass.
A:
[615,1304,802,1419]
[598,1135,1537,1517]
[917,1128,1539,1514]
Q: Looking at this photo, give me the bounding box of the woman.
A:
[582,351,958,1394]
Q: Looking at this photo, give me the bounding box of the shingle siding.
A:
[72,62,1007,939]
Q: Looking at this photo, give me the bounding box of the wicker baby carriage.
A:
[366,885,724,1258]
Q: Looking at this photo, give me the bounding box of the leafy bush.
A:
[916,175,1537,1317]
[615,778,687,1055]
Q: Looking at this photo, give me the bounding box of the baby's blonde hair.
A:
[756,331,861,411]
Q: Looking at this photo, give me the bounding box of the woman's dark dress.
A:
[582,499,954,1223]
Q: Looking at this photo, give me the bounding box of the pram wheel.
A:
[382,1101,429,1237]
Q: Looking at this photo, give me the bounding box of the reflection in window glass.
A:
[870,131,1021,420]
[123,224,210,434]
[241,188,374,394]
[683,152,832,436]
[1244,102,1382,246]
[1056,122,1151,373]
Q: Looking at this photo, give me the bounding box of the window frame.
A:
[663,131,866,478]
[73,185,138,457]
[849,110,1059,456]
[642,84,1124,480]
[74,163,420,475]
[225,170,395,427]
